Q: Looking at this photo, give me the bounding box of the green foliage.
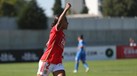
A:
[81,0,88,14]
[0,0,27,17]
[15,0,28,16]
[17,0,47,30]
[81,6,89,14]
[0,0,17,16]
[0,0,48,30]
[52,0,64,16]
[102,0,137,17]
[0,2,16,16]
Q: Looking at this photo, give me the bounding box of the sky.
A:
[36,0,65,17]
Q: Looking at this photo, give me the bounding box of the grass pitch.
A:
[0,59,137,76]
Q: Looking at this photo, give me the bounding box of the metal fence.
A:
[0,17,137,49]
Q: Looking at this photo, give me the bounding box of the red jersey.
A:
[40,26,65,64]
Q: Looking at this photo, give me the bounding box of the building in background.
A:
[65,0,84,14]
[65,0,102,17]
[85,0,102,16]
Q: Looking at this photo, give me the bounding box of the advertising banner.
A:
[64,46,116,61]
[0,49,43,63]
[117,46,137,59]
[0,45,117,63]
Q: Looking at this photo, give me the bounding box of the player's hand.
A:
[65,3,71,10]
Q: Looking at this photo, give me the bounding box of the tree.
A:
[17,0,47,30]
[0,0,27,16]
[81,0,88,14]
[102,0,137,17]
[0,0,17,16]
[15,0,28,16]
[81,6,88,14]
[52,0,64,16]
[0,2,16,16]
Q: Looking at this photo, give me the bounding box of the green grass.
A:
[0,59,137,76]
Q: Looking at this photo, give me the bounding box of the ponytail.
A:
[51,16,59,27]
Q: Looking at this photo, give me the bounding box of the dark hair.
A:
[79,35,84,39]
[51,15,67,27]
[51,16,59,27]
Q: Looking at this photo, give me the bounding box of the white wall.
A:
[85,0,100,16]
[65,0,84,14]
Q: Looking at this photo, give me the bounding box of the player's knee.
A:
[37,74,42,76]
[75,60,79,64]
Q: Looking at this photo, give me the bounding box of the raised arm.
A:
[55,3,71,30]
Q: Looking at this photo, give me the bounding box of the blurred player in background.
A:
[73,35,89,73]
[37,3,71,76]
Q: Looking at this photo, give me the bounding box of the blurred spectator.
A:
[129,38,136,47]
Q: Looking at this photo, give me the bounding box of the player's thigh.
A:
[75,53,81,61]
[53,70,66,76]
[52,63,65,76]
[80,56,86,63]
